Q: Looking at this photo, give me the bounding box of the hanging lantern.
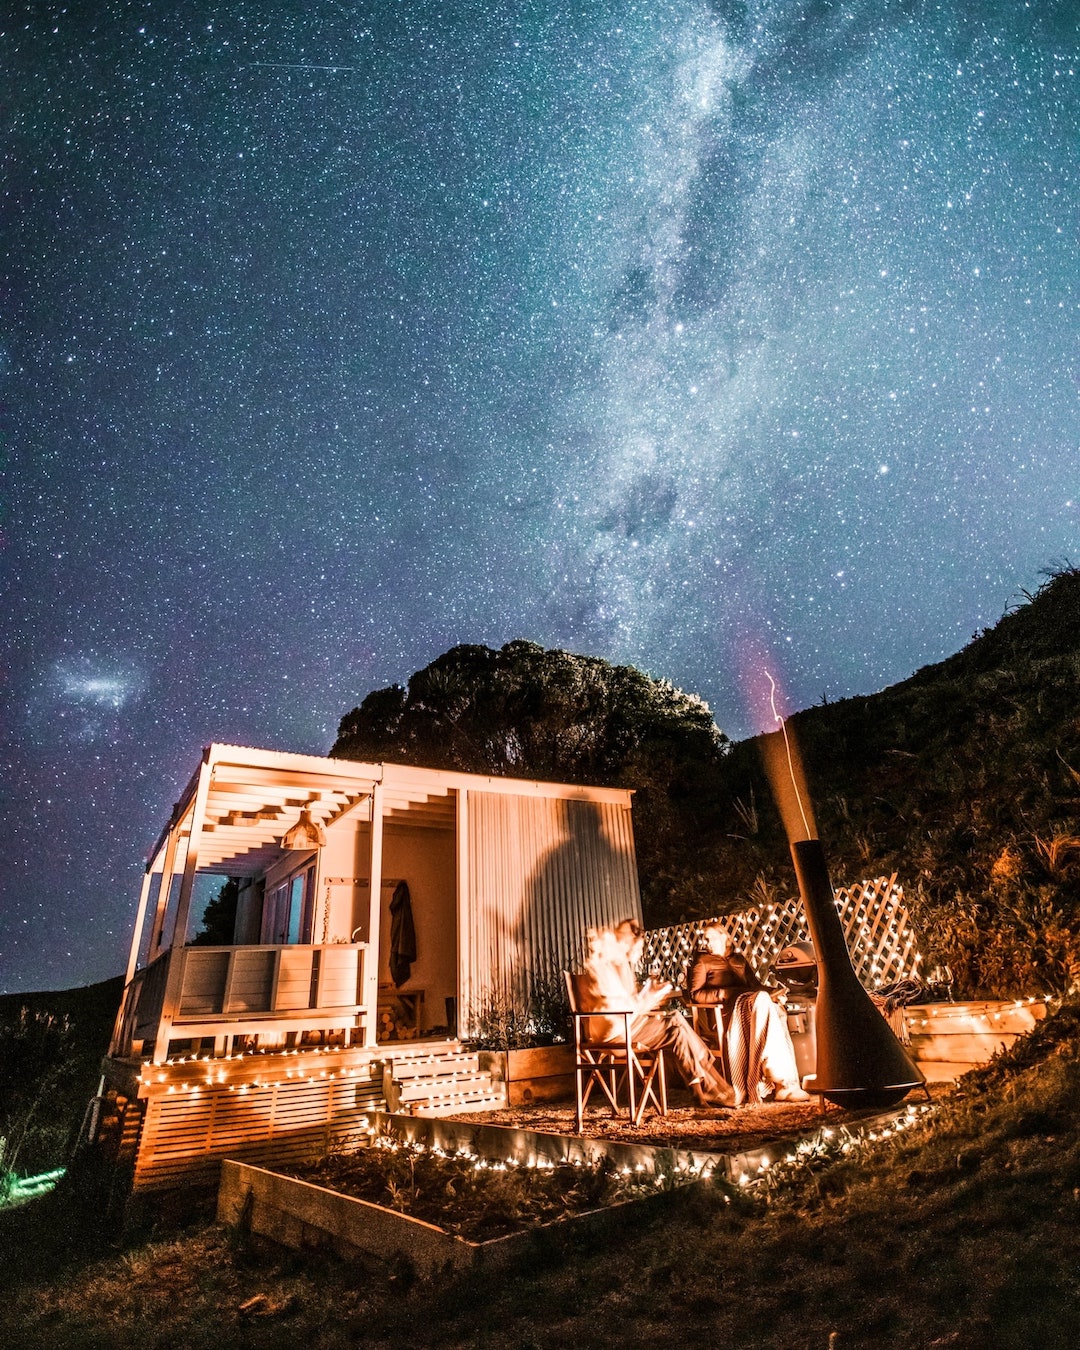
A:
[280,804,326,850]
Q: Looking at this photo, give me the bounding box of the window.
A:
[286,872,306,944]
[265,865,314,944]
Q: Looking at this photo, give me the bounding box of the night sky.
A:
[3,1,1077,994]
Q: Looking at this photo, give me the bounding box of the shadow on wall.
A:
[471,801,637,1047]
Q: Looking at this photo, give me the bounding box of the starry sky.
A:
[2,1,1077,994]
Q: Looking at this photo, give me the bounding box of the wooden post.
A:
[125,864,158,986]
[153,757,214,1063]
[147,817,185,958]
[269,948,284,1010]
[361,782,384,1048]
[311,944,324,1009]
[109,863,159,1055]
[455,788,469,1043]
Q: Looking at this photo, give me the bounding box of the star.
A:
[1,1,1076,992]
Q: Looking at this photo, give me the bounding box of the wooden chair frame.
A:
[691,1002,730,1082]
[564,972,667,1133]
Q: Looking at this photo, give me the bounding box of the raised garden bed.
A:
[477,1044,575,1105]
[288,1139,661,1240]
[217,1153,698,1277]
[904,998,1047,1072]
[217,1099,939,1277]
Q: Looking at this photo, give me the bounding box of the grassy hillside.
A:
[3,999,1079,1348]
[661,567,1080,998]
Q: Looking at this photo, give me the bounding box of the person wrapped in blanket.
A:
[579,920,736,1108]
[687,925,810,1104]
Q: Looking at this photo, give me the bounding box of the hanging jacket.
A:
[389,880,417,987]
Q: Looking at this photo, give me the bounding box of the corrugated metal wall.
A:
[463,792,640,1032]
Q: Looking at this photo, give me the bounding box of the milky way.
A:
[2,1,1077,992]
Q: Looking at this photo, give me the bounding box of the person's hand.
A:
[640,978,673,1011]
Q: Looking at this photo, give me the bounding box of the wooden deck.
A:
[95,996,1049,1193]
[98,1039,510,1191]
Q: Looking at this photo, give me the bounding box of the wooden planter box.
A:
[904,999,1046,1076]
[478,1045,575,1106]
[217,1101,920,1276]
[217,1157,695,1278]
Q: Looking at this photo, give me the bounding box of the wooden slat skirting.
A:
[132,1074,385,1191]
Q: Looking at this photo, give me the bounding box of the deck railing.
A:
[112,943,368,1060]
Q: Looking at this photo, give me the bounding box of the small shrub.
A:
[0,1008,79,1190]
[465,964,569,1050]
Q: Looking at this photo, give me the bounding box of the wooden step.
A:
[392,1053,481,1081]
[408,1088,508,1118]
[398,1073,497,1103]
[382,1045,508,1116]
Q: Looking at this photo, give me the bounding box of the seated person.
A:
[688,925,810,1104]
[579,919,735,1108]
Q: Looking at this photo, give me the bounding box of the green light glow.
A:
[1,1167,66,1210]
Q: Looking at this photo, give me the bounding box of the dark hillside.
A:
[921,563,1080,678]
[697,568,1080,997]
[332,640,731,915]
[0,975,124,1035]
[0,977,122,1178]
[4,999,1080,1347]
[329,569,1080,998]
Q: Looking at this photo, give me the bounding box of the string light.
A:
[127,978,1053,1202]
[351,1129,720,1188]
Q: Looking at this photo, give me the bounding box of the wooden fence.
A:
[643,874,919,991]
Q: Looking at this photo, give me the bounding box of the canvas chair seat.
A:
[564,971,667,1133]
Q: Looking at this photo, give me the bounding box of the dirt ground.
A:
[445,1083,948,1156]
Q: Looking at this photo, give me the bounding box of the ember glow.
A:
[764,668,815,843]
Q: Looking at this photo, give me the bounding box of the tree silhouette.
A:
[332,640,731,918]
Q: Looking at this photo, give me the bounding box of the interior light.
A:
[281,805,326,850]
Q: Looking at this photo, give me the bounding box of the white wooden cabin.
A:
[99,744,641,1189]
[111,743,641,1063]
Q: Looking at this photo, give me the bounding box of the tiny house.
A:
[99,744,641,1188]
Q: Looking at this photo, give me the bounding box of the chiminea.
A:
[791,838,924,1108]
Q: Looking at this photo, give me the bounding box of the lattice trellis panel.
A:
[837,875,921,988]
[642,874,920,992]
